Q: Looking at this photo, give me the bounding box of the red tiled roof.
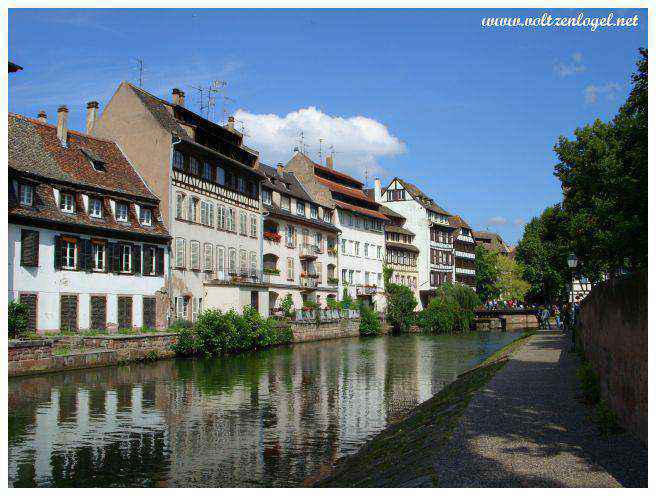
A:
[334,200,389,221]
[316,176,376,205]
[313,162,363,187]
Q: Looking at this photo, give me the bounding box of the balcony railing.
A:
[300,276,318,289]
[299,244,319,259]
[205,270,271,285]
[356,284,378,295]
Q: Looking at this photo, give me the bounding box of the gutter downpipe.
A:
[168,136,182,326]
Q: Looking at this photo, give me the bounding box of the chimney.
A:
[85,101,99,134]
[227,116,235,130]
[172,88,185,107]
[57,105,69,146]
[374,177,382,201]
[276,162,284,175]
[37,110,47,124]
[326,155,334,169]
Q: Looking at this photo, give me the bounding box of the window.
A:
[190,241,200,270]
[364,243,369,257]
[19,183,34,206]
[173,150,185,170]
[377,246,382,259]
[310,205,318,219]
[281,195,291,211]
[139,207,152,226]
[236,176,246,193]
[115,202,129,222]
[315,232,322,250]
[20,229,39,267]
[287,257,295,281]
[342,268,347,282]
[175,238,186,268]
[200,201,210,226]
[248,181,258,198]
[341,238,347,254]
[250,215,257,237]
[296,201,306,217]
[324,209,332,223]
[121,244,132,272]
[190,157,201,176]
[249,251,257,275]
[228,248,237,273]
[216,166,225,185]
[188,197,199,223]
[239,212,247,235]
[262,188,272,205]
[203,162,213,181]
[286,225,296,247]
[89,197,102,218]
[216,246,225,274]
[60,192,75,213]
[117,296,132,330]
[142,297,156,329]
[60,295,78,332]
[228,208,236,232]
[239,250,247,274]
[176,193,185,219]
[143,245,158,275]
[388,189,405,201]
[218,205,227,230]
[92,241,105,271]
[90,295,106,331]
[354,241,360,256]
[61,238,77,269]
[176,296,190,319]
[203,243,213,271]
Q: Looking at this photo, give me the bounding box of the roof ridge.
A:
[9,113,117,144]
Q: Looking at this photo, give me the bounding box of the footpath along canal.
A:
[8,331,526,487]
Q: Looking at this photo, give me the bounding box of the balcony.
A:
[300,276,318,290]
[327,246,338,257]
[356,284,378,296]
[205,270,271,286]
[327,277,339,287]
[299,244,319,260]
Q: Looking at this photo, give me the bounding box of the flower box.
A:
[264,231,282,242]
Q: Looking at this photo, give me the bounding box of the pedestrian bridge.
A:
[474,308,540,330]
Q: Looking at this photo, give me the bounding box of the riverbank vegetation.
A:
[172,306,293,357]
[417,284,479,334]
[385,283,418,333]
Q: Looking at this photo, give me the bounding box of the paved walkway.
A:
[433,331,648,487]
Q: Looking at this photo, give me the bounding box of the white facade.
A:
[9,224,168,332]
[335,208,387,310]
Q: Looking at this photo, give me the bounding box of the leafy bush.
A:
[359,304,381,336]
[172,306,292,357]
[417,283,480,334]
[281,294,294,318]
[326,297,342,310]
[577,361,601,405]
[170,318,193,330]
[385,283,417,333]
[9,300,29,339]
[341,289,354,310]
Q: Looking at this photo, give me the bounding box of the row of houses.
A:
[9,79,508,333]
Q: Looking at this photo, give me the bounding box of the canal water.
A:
[8,331,524,487]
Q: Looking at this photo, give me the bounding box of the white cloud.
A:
[488,216,507,226]
[554,52,587,78]
[234,106,406,176]
[583,82,622,104]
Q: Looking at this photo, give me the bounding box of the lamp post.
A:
[567,252,578,351]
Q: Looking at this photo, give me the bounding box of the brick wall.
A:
[578,271,647,444]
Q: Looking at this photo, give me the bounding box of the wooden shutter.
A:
[83,239,94,272]
[108,243,120,273]
[75,237,83,270]
[132,244,142,275]
[143,245,153,276]
[118,296,132,330]
[60,295,78,332]
[20,293,37,332]
[156,247,165,275]
[54,235,62,269]
[90,295,107,330]
[20,229,39,267]
[142,297,156,329]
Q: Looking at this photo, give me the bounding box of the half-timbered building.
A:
[449,215,476,289]
[9,109,170,333]
[92,83,268,318]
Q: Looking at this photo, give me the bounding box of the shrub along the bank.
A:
[9,300,29,339]
[359,304,381,336]
[385,283,417,333]
[418,283,480,334]
[172,306,293,357]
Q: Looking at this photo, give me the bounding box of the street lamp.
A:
[567,253,578,351]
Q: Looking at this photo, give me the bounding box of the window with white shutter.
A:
[203,243,213,271]
[190,241,200,270]
[175,238,186,268]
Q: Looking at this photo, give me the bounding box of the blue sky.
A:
[8,8,647,243]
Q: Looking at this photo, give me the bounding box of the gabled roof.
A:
[378,203,405,220]
[449,215,472,230]
[313,160,363,188]
[9,113,158,201]
[259,163,313,203]
[334,200,389,221]
[125,82,191,139]
[9,61,23,73]
[386,241,419,253]
[316,176,375,205]
[385,224,415,236]
[388,177,450,216]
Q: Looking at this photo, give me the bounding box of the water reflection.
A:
[8,332,523,487]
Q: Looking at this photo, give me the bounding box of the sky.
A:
[8,8,647,243]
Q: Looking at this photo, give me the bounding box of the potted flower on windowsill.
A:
[264,231,282,242]
[263,267,280,275]
[327,277,339,285]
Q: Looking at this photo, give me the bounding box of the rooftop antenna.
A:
[209,80,227,123]
[221,95,235,125]
[364,164,369,188]
[188,84,206,117]
[132,58,144,87]
[318,138,323,162]
[297,131,307,155]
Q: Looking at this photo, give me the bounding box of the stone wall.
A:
[8,333,177,377]
[578,271,647,444]
[291,318,362,343]
[503,314,539,330]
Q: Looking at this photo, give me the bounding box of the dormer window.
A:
[89,197,103,218]
[173,151,185,170]
[91,160,106,172]
[310,205,318,219]
[281,195,291,211]
[296,201,306,217]
[203,162,213,181]
[216,166,225,186]
[81,148,106,172]
[190,157,201,176]
[323,209,332,223]
[19,183,34,206]
[60,192,75,213]
[262,188,272,205]
[115,202,129,222]
[140,207,152,226]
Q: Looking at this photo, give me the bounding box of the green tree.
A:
[475,245,500,303]
[9,300,29,339]
[515,204,571,304]
[385,283,417,333]
[359,304,381,336]
[497,255,531,301]
[554,49,647,278]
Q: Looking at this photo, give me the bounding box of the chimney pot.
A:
[172,88,185,107]
[374,177,382,201]
[293,146,299,152]
[37,110,47,124]
[85,101,99,134]
[57,105,69,146]
[227,116,235,130]
[326,156,334,169]
[276,162,284,175]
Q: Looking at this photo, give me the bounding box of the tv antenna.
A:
[318,138,323,162]
[209,80,227,122]
[132,58,144,87]
[188,84,207,116]
[297,131,308,155]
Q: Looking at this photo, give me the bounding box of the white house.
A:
[8,110,171,333]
